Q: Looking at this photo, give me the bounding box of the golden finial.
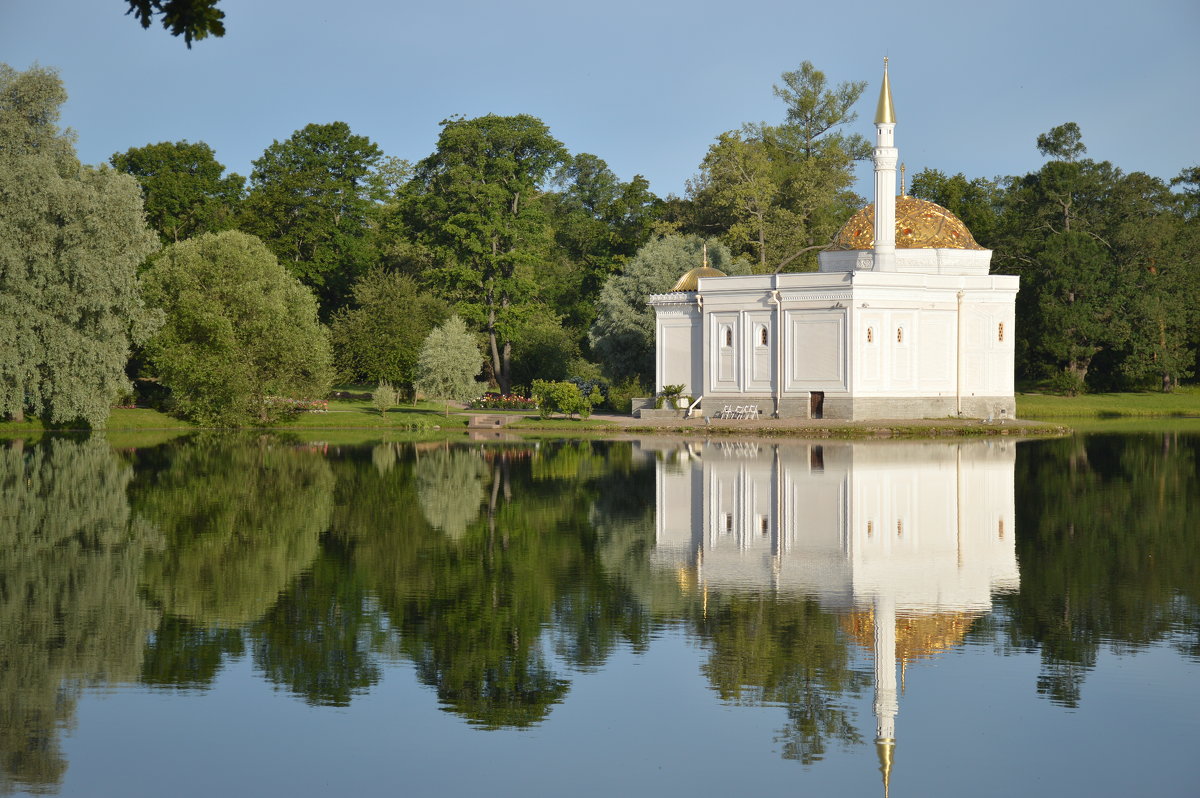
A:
[875,58,896,125]
[877,738,895,798]
[702,241,709,268]
[900,163,906,197]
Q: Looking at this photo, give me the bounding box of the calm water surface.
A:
[2,431,1197,797]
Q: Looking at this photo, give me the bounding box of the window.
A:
[759,326,768,346]
[866,327,874,343]
[896,327,904,344]
[896,519,904,537]
[867,521,874,538]
[998,322,1005,342]
[722,326,733,348]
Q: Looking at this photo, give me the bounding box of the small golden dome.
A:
[671,265,727,292]
[830,196,984,251]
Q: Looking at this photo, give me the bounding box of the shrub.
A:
[372,380,398,415]
[531,380,602,419]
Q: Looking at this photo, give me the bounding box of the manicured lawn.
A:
[1017,386,1200,419]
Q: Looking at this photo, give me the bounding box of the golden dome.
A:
[671,265,727,292]
[830,196,984,251]
[840,609,980,661]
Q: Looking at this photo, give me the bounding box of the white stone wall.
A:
[649,269,1018,419]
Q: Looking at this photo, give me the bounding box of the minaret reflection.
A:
[647,440,1018,793]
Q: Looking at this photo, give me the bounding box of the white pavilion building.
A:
[647,61,1018,420]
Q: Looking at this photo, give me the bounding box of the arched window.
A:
[760,327,769,346]
[723,327,733,348]
[998,322,1005,342]
[896,327,904,344]
[866,327,874,344]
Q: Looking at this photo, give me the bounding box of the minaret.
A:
[873,58,898,272]
[874,595,898,797]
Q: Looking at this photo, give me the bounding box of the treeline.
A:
[3,63,1198,427]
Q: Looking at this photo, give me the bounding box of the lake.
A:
[2,430,1197,797]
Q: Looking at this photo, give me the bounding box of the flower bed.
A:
[470,393,538,411]
[275,398,329,413]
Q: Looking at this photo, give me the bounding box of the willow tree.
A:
[0,64,160,426]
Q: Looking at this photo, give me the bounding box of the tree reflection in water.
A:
[1,432,1198,795]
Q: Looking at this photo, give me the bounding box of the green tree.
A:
[241,122,395,316]
[999,125,1123,388]
[140,230,334,425]
[329,268,447,393]
[111,140,244,244]
[1109,172,1197,391]
[544,153,661,337]
[403,114,568,392]
[589,235,742,383]
[413,315,483,413]
[125,0,225,46]
[0,64,161,427]
[1036,122,1086,161]
[688,62,869,273]
[909,168,1004,248]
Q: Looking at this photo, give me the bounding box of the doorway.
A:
[809,391,824,419]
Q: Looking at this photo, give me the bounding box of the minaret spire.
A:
[873,58,898,272]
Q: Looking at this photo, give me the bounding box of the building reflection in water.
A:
[644,439,1018,794]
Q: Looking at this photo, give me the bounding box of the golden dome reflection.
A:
[671,265,727,292]
[841,609,980,661]
[831,196,985,251]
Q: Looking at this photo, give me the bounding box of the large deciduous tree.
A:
[140,230,333,425]
[111,140,244,244]
[998,124,1196,391]
[0,64,160,427]
[241,121,394,317]
[688,62,869,273]
[403,114,568,393]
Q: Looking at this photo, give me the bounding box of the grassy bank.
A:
[0,398,470,437]
[1017,387,1200,419]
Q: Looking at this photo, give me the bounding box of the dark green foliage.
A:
[330,268,448,393]
[111,140,244,244]
[403,114,568,392]
[241,122,391,316]
[125,0,225,47]
[995,124,1198,391]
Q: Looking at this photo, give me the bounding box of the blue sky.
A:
[2,0,1196,200]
